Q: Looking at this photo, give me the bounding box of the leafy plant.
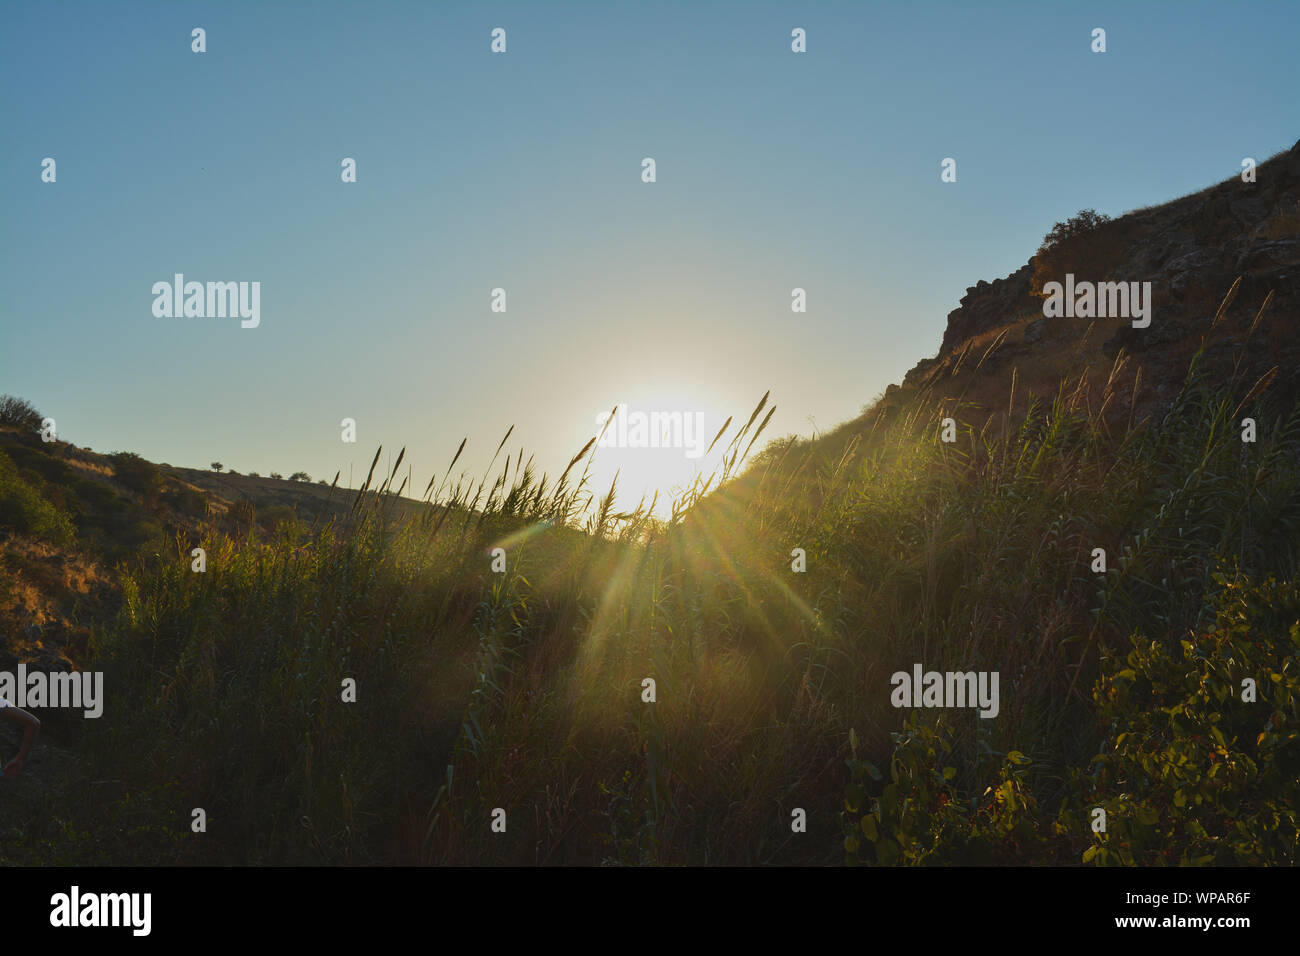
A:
[1080,570,1300,865]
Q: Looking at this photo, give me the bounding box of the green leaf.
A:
[875,837,899,865]
[844,782,864,813]
[879,783,900,819]
[860,814,878,841]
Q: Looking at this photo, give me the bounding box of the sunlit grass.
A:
[6,292,1299,865]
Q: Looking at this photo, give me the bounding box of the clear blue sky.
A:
[2,1,1296,508]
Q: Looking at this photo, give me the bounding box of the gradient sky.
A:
[2,1,1296,511]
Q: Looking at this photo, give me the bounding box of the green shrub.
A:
[18,450,74,485]
[1080,570,1300,865]
[165,486,208,517]
[118,516,165,554]
[109,452,163,502]
[841,716,1047,865]
[74,477,122,512]
[0,450,75,545]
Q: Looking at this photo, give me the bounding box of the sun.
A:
[581,391,736,519]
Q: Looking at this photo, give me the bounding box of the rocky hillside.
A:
[884,139,1300,425]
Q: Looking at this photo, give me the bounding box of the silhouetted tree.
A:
[1030,208,1115,297]
[110,452,164,504]
[0,395,43,432]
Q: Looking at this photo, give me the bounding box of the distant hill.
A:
[0,424,434,674]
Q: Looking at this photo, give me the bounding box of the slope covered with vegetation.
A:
[3,328,1297,865]
[2,146,1298,864]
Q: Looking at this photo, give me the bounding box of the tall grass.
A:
[8,323,1299,866]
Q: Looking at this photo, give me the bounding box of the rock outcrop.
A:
[898,139,1300,403]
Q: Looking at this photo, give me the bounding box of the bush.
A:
[1029,208,1115,297]
[165,486,208,517]
[0,395,43,432]
[259,504,299,531]
[1080,570,1300,865]
[110,452,163,502]
[74,478,119,511]
[20,451,74,485]
[841,716,1047,865]
[1039,208,1111,250]
[0,450,75,545]
[118,516,166,554]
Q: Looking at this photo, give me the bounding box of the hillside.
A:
[0,426,436,677]
[849,140,1300,461]
[2,145,1299,867]
[6,142,1297,682]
